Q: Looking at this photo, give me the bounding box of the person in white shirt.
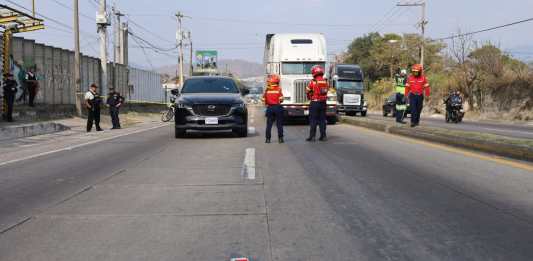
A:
[84,84,103,132]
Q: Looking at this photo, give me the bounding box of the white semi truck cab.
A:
[264,33,337,122]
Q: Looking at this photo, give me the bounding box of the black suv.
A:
[173,77,249,138]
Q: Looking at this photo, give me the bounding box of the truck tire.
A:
[360,111,367,117]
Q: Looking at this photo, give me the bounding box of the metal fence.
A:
[3,36,163,105]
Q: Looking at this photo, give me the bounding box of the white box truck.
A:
[264,33,337,123]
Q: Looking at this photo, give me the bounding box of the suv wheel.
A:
[234,126,248,137]
[175,128,186,138]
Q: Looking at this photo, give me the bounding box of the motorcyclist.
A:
[445,90,464,122]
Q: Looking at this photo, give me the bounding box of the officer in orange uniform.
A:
[263,74,284,144]
[405,64,431,127]
[306,65,329,142]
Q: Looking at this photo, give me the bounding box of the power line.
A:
[435,17,533,41]
[369,5,399,32]
[4,0,96,38]
[128,31,177,52]
[50,0,93,21]
[130,34,155,71]
[126,15,176,45]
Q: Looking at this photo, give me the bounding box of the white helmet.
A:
[400,69,407,75]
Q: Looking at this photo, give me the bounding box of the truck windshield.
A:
[282,62,326,75]
[337,80,364,91]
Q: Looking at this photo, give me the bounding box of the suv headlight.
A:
[232,103,246,108]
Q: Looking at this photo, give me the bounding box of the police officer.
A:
[107,89,124,129]
[85,83,103,132]
[306,65,329,142]
[25,67,39,107]
[405,64,430,127]
[2,73,18,122]
[263,74,284,144]
[394,69,408,124]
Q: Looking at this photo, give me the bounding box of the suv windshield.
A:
[282,62,326,75]
[181,78,240,94]
[337,80,364,91]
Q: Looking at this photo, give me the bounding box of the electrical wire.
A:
[128,31,177,52]
[435,17,533,41]
[130,36,155,71]
[368,5,399,32]
[4,0,96,38]
[50,0,93,21]
[126,15,176,45]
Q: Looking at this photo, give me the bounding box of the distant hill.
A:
[155,59,263,79]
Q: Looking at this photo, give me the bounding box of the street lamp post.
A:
[388,39,399,79]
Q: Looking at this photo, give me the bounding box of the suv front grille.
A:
[192,104,231,116]
[294,79,311,103]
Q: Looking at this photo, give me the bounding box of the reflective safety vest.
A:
[263,85,283,105]
[395,75,407,94]
[307,77,328,102]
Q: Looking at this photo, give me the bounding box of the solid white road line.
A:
[0,124,170,168]
[241,148,256,180]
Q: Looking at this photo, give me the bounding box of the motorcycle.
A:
[161,96,177,122]
[445,95,464,123]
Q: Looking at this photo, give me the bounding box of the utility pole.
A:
[397,0,427,66]
[121,22,128,66]
[32,0,36,17]
[97,0,110,92]
[73,0,82,116]
[175,12,191,85]
[175,12,185,87]
[188,31,193,77]
[113,5,125,64]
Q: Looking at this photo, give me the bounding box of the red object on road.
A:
[230,258,250,261]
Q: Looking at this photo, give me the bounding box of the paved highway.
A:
[367,112,533,139]
[1,107,533,260]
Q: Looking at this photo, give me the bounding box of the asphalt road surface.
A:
[367,112,533,140]
[1,107,533,260]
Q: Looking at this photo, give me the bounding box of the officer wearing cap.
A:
[85,83,103,132]
[2,73,18,122]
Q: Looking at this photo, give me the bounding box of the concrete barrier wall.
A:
[128,67,165,103]
[3,36,163,105]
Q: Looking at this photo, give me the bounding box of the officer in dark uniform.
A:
[263,74,284,144]
[106,89,124,129]
[306,65,329,142]
[2,73,18,122]
[85,83,103,132]
[25,67,39,107]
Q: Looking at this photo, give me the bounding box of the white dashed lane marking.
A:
[241,148,256,180]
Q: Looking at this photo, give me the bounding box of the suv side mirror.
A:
[170,89,180,96]
[241,89,250,96]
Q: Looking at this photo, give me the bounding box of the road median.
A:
[340,116,533,162]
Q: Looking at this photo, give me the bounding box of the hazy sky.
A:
[10,0,533,67]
